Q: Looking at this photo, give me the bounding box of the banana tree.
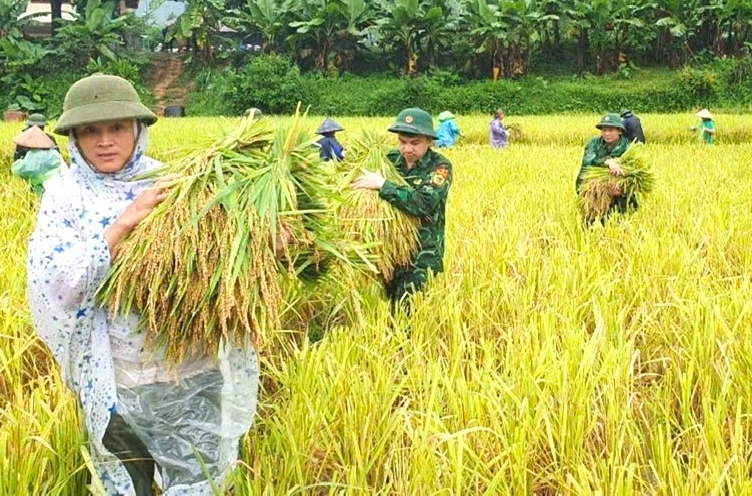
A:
[695,0,752,55]
[288,0,372,72]
[561,0,616,74]
[417,0,461,70]
[54,0,131,67]
[469,0,556,79]
[467,0,506,80]
[653,0,698,66]
[372,0,444,76]
[170,0,225,61]
[500,0,559,77]
[611,0,655,67]
[227,0,293,54]
[0,0,30,39]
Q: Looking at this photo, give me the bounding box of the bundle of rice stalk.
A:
[506,122,523,142]
[97,108,348,362]
[337,130,420,281]
[578,143,654,221]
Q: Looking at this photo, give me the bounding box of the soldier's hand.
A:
[605,159,623,176]
[352,169,386,190]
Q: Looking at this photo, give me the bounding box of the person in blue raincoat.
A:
[435,111,462,148]
[316,118,345,161]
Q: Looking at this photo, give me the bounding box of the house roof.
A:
[20,2,76,23]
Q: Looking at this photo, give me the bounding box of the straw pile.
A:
[97,110,359,362]
[578,143,654,222]
[337,130,421,281]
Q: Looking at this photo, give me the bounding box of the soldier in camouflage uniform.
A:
[576,113,635,222]
[353,107,452,307]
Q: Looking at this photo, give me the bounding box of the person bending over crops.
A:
[620,109,646,144]
[26,74,258,495]
[13,113,59,161]
[11,125,67,196]
[316,117,346,161]
[576,113,636,222]
[435,110,462,148]
[352,107,452,307]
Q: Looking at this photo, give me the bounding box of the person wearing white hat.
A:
[691,108,716,144]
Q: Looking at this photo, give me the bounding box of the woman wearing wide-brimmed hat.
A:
[10,125,67,195]
[316,117,345,161]
[691,108,716,144]
[26,74,259,495]
[13,112,59,161]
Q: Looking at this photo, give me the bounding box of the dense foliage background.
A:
[2,0,752,116]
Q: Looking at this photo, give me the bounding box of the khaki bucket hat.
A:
[26,113,47,127]
[54,74,157,135]
[13,125,56,149]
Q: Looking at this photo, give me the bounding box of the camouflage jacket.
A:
[576,135,630,192]
[379,148,452,273]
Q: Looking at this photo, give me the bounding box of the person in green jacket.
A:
[352,107,452,308]
[576,113,635,222]
[691,108,716,144]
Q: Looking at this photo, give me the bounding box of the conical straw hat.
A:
[13,125,56,149]
[696,108,713,119]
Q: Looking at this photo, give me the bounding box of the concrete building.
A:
[20,0,143,37]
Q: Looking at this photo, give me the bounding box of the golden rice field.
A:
[3,113,752,494]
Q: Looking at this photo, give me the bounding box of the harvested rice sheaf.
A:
[97,109,356,362]
[337,131,421,281]
[578,143,655,222]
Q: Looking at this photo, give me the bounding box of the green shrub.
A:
[676,66,718,104]
[225,55,306,115]
[182,63,752,116]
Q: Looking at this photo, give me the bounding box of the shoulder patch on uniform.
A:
[431,165,450,186]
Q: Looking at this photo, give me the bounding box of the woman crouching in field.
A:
[26,74,258,495]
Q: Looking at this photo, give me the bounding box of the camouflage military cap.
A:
[595,113,625,131]
[388,107,436,139]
